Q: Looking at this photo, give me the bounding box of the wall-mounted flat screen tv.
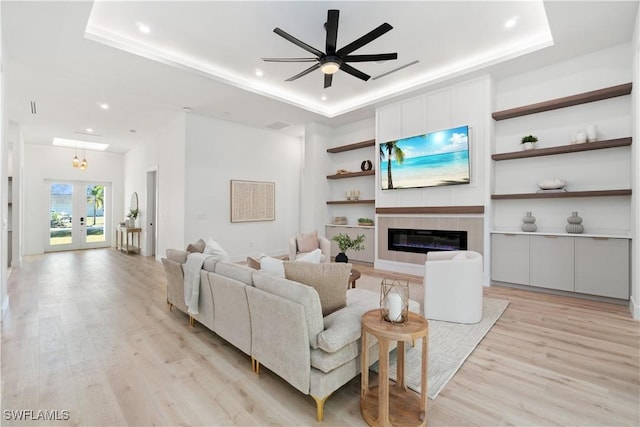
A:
[380,125,470,190]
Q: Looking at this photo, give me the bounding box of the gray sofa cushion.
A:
[283,261,351,316]
[215,261,254,286]
[318,288,380,353]
[202,257,219,272]
[252,271,324,348]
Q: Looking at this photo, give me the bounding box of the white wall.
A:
[0,6,6,317]
[631,7,640,320]
[184,113,302,260]
[23,145,124,255]
[123,111,186,259]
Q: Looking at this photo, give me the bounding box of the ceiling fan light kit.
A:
[263,9,397,88]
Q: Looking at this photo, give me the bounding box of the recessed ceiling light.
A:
[85,128,93,133]
[321,94,328,101]
[52,137,109,151]
[255,69,264,77]
[136,22,151,34]
[504,16,520,29]
[99,103,110,110]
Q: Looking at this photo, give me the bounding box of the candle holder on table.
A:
[379,279,409,324]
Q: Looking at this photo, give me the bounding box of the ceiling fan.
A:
[262,9,397,88]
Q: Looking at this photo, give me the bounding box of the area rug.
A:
[370,297,509,400]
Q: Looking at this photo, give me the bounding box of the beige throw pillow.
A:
[296,231,319,253]
[186,238,206,253]
[284,261,351,316]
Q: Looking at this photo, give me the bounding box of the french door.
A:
[46,181,112,252]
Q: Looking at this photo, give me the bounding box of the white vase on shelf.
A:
[586,125,597,142]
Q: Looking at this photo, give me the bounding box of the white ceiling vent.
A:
[265,121,290,130]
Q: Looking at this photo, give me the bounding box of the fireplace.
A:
[388,228,468,254]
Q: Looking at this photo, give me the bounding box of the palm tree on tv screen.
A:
[380,141,405,189]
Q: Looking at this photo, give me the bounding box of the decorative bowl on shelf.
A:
[537,178,567,190]
[333,216,347,225]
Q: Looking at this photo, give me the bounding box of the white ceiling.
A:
[3,1,638,154]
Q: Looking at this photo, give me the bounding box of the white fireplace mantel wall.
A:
[375,75,492,278]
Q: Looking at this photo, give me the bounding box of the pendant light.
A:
[72,146,80,168]
[79,147,88,170]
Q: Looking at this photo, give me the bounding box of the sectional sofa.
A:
[161,247,417,421]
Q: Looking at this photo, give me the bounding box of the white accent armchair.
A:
[424,250,483,324]
[289,234,331,263]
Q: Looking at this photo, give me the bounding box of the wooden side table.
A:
[349,268,361,289]
[361,309,428,427]
[116,227,142,254]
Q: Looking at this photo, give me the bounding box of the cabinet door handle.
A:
[503,233,517,236]
[592,237,609,240]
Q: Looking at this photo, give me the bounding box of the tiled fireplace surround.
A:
[377,216,484,266]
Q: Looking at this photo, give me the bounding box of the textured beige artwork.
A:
[230,180,275,222]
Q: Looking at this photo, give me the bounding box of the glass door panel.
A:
[49,183,73,247]
[85,184,105,244]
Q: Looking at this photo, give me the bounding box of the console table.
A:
[116,227,141,254]
[361,310,428,427]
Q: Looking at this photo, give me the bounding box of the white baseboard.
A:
[630,294,640,320]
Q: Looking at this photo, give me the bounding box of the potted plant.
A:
[126,208,139,228]
[331,233,366,263]
[358,217,374,227]
[521,134,538,150]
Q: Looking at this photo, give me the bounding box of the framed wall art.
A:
[230,180,275,222]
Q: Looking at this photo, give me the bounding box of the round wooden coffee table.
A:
[349,268,361,289]
[360,309,428,427]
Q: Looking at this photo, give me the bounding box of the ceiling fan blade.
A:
[262,57,318,62]
[324,73,333,89]
[325,9,339,54]
[340,63,370,82]
[336,23,393,56]
[343,53,398,63]
[285,63,321,82]
[274,28,324,58]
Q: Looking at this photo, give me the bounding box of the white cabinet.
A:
[575,237,630,299]
[530,235,574,292]
[491,232,630,299]
[325,225,375,263]
[491,233,529,285]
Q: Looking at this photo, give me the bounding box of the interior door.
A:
[47,181,111,252]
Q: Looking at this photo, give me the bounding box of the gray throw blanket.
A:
[183,253,211,315]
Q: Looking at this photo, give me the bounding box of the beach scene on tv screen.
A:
[380,125,470,190]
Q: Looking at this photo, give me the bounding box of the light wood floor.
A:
[2,249,638,426]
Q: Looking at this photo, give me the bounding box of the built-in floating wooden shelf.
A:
[492,82,632,121]
[376,206,485,214]
[327,139,375,153]
[327,170,375,179]
[491,189,632,200]
[492,137,632,161]
[327,199,375,205]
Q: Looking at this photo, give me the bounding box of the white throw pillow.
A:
[203,237,231,261]
[297,248,322,263]
[259,255,285,278]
